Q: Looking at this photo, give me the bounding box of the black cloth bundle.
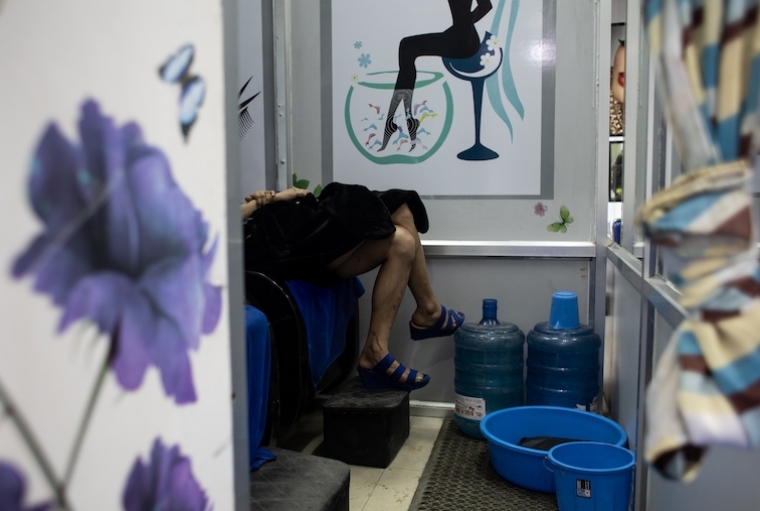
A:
[243,182,428,283]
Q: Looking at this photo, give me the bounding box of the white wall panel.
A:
[607,263,643,444]
[0,1,235,509]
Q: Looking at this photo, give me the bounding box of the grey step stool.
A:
[249,447,350,511]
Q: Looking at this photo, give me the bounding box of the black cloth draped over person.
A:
[243,182,428,283]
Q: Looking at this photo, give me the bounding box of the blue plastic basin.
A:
[480,406,628,493]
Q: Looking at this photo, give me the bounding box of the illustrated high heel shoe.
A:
[378,120,398,151]
[406,116,420,151]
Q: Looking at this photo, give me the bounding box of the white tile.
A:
[362,468,422,511]
[387,416,443,472]
[349,465,384,511]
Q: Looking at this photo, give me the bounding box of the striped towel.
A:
[639,161,760,481]
[646,0,760,171]
[641,0,760,481]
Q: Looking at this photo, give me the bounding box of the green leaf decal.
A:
[313,184,323,198]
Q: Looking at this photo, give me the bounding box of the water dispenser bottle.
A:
[454,299,525,438]
[526,291,601,411]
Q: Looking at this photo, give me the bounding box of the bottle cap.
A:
[549,291,580,330]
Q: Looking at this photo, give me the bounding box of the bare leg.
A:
[326,204,460,383]
[389,204,448,329]
[327,226,422,383]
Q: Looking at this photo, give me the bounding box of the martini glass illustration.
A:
[442,32,503,161]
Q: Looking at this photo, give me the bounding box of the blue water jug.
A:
[454,299,525,438]
[526,291,601,411]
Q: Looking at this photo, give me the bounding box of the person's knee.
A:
[390,226,416,261]
[391,204,414,228]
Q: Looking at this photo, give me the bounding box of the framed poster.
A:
[331,0,554,197]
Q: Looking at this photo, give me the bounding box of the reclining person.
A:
[241,182,464,392]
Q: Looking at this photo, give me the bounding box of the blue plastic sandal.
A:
[409,305,465,341]
[357,353,430,392]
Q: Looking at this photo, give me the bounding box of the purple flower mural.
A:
[0,461,52,511]
[123,438,209,511]
[11,99,222,404]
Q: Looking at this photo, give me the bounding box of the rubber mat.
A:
[408,419,559,511]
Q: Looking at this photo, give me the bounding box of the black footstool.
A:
[249,447,350,511]
[323,377,410,468]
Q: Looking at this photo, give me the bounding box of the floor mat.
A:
[408,419,559,511]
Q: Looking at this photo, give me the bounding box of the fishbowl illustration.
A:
[343,70,453,165]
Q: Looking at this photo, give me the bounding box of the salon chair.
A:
[243,270,360,442]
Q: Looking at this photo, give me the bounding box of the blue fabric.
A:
[245,305,276,471]
[285,277,366,387]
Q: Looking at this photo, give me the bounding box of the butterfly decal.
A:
[547,205,573,233]
[159,44,206,140]
[238,76,261,140]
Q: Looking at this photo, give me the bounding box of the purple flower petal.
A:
[123,439,208,511]
[0,461,52,511]
[13,99,222,403]
[13,232,93,306]
[128,150,205,265]
[28,125,86,231]
[201,235,218,277]
[200,237,221,334]
[0,463,23,511]
[59,272,140,334]
[202,283,222,335]
[112,294,155,392]
[113,294,196,404]
[139,256,204,351]
[77,100,124,203]
[151,316,197,404]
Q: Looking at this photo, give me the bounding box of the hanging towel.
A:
[639,161,760,481]
[640,0,760,481]
[285,277,365,388]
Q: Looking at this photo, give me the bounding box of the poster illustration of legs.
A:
[332,0,545,196]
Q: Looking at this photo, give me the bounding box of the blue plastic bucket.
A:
[480,406,627,493]
[548,442,634,511]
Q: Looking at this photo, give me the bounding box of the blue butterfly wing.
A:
[160,44,194,83]
[179,76,206,137]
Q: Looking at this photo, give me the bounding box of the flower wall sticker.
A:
[123,439,209,511]
[547,205,573,233]
[11,99,222,404]
[0,461,52,511]
[534,202,547,217]
[358,53,372,68]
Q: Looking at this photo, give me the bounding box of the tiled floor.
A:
[275,405,444,511]
[349,416,443,511]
